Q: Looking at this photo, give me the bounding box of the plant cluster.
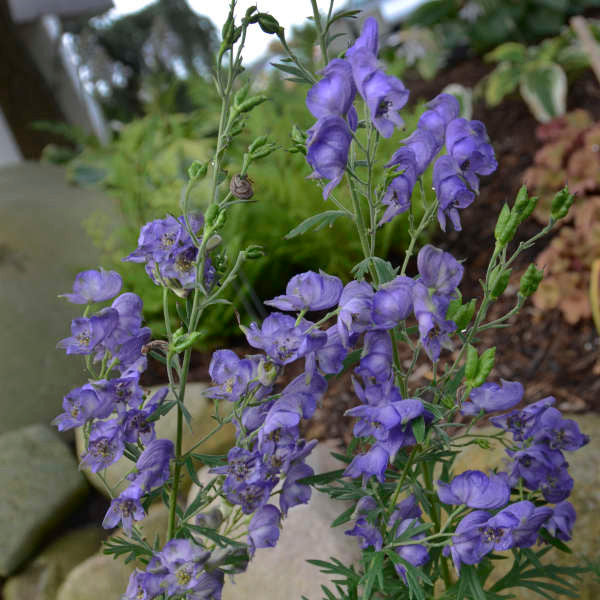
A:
[522,109,600,323]
[55,4,588,600]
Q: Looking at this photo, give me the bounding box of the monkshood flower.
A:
[533,407,589,451]
[389,127,437,176]
[102,485,145,534]
[345,517,383,551]
[337,280,374,347]
[372,276,414,329]
[389,496,430,582]
[280,460,314,515]
[93,374,144,414]
[491,396,556,442]
[445,509,518,572]
[57,308,118,355]
[154,538,210,597]
[433,155,476,232]
[345,16,378,62]
[60,268,122,304]
[127,438,174,492]
[417,245,463,297]
[123,569,162,600]
[248,504,281,556]
[310,325,347,375]
[354,330,393,384]
[306,115,353,200]
[417,93,460,149]
[446,118,497,190]
[379,148,417,225]
[306,59,356,121]
[344,444,389,485]
[242,313,327,366]
[53,383,113,431]
[412,282,456,362]
[505,500,553,548]
[206,349,255,402]
[461,379,524,416]
[264,270,343,313]
[81,418,125,472]
[545,501,576,541]
[437,470,510,510]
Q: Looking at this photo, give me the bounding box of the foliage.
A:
[520,110,600,323]
[481,24,597,122]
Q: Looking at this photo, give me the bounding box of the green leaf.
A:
[297,468,345,486]
[464,344,479,381]
[519,62,567,123]
[285,210,348,239]
[538,528,573,554]
[411,416,426,444]
[325,9,361,33]
[473,347,496,387]
[485,63,522,107]
[331,505,355,528]
[463,565,487,600]
[485,42,527,64]
[190,452,227,467]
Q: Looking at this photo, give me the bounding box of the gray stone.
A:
[76,382,236,498]
[0,424,88,576]
[186,441,362,600]
[452,415,600,599]
[3,526,104,600]
[55,553,134,600]
[0,162,118,435]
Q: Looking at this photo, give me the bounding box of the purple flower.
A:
[280,460,314,515]
[354,331,393,383]
[545,501,576,541]
[417,245,463,297]
[372,276,414,328]
[57,309,118,355]
[391,128,438,176]
[346,17,379,62]
[418,93,460,148]
[306,59,356,121]
[433,155,476,232]
[102,485,146,534]
[337,281,374,347]
[127,438,174,491]
[53,384,113,431]
[345,517,383,550]
[312,325,348,375]
[344,444,389,485]
[437,470,510,509]
[533,407,589,451]
[93,375,144,414]
[206,349,254,402]
[361,69,409,138]
[504,500,553,548]
[243,313,326,366]
[123,569,162,600]
[461,380,524,416]
[491,396,556,442]
[248,504,281,556]
[156,538,210,596]
[306,116,352,200]
[379,148,417,225]
[81,419,125,472]
[265,270,343,312]
[60,268,122,304]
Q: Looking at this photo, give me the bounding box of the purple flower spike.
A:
[61,268,123,304]
[417,244,464,296]
[102,485,146,534]
[248,504,281,556]
[306,59,356,121]
[461,379,524,416]
[127,438,174,491]
[437,470,510,509]
[306,116,352,200]
[265,270,343,312]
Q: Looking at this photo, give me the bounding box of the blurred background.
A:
[1,0,600,598]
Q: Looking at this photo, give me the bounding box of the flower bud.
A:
[230,174,254,199]
[244,245,264,260]
[234,81,251,106]
[250,144,276,160]
[256,13,282,35]
[511,185,537,224]
[494,203,511,246]
[235,95,268,114]
[205,203,219,227]
[248,135,268,153]
[489,266,512,300]
[188,160,207,181]
[206,234,222,251]
[550,187,575,221]
[257,358,278,386]
[196,507,224,529]
[519,264,544,297]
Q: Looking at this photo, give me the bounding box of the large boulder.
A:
[75,382,236,497]
[3,526,104,600]
[0,424,88,576]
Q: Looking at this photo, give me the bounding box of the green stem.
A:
[310,0,329,64]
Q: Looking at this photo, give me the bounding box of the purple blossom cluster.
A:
[438,395,588,572]
[55,268,175,536]
[304,17,497,230]
[124,213,215,294]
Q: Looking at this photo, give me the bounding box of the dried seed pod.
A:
[230,174,254,199]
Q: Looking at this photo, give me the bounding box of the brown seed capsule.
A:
[230,174,254,199]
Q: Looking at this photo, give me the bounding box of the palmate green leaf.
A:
[297,468,346,486]
[462,565,488,600]
[190,452,227,467]
[519,62,567,123]
[330,505,355,528]
[285,210,349,239]
[351,256,398,283]
[187,524,246,548]
[385,551,431,600]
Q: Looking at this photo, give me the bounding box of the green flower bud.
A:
[512,185,538,224]
[257,13,282,35]
[472,347,496,387]
[235,95,268,114]
[205,204,220,227]
[244,245,264,259]
[464,344,479,381]
[171,331,203,353]
[234,81,251,105]
[519,264,544,297]
[550,187,575,221]
[248,135,268,153]
[251,144,277,160]
[206,234,222,251]
[215,210,227,229]
[489,266,512,300]
[494,203,511,246]
[188,161,207,181]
